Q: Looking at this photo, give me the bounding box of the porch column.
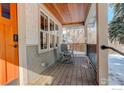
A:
[96,4,108,85]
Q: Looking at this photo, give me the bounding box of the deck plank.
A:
[64,64,74,85]
[58,64,70,85]
[52,63,66,85]
[35,63,59,85]
[88,63,97,85]
[76,57,83,85]
[84,59,94,85]
[30,63,58,85]
[50,63,65,85]
[80,58,89,85]
[30,57,97,85]
[71,62,77,85]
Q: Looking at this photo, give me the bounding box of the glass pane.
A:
[50,35,54,48]
[55,24,59,31]
[50,20,54,31]
[40,32,47,49]
[40,32,43,49]
[56,37,59,47]
[55,24,59,35]
[1,3,10,19]
[44,15,48,31]
[40,12,44,30]
[43,33,47,49]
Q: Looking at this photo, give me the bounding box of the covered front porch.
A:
[17,3,108,85]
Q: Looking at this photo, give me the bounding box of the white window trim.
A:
[38,8,61,54]
[38,10,49,54]
[54,23,60,49]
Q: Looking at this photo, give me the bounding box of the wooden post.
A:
[96,4,108,85]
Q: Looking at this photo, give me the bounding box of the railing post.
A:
[96,4,108,85]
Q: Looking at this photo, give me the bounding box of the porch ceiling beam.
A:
[62,21,84,26]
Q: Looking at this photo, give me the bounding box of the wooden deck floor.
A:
[30,57,97,85]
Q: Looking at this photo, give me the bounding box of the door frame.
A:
[17,3,28,85]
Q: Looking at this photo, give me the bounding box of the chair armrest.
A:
[68,49,73,53]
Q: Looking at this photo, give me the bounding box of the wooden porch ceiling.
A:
[43,3,90,25]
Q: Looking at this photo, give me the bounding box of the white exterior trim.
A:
[18,3,28,85]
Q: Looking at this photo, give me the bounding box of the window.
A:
[39,9,61,53]
[44,15,48,31]
[56,36,59,47]
[55,24,59,31]
[40,32,48,49]
[39,11,49,52]
[1,3,10,19]
[40,13,44,30]
[50,19,54,31]
[50,35,54,48]
[49,19,54,49]
[54,24,59,48]
[40,12,48,31]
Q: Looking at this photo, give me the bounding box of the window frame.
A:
[54,23,59,49]
[1,3,11,19]
[49,19,55,50]
[38,10,49,53]
[38,8,61,54]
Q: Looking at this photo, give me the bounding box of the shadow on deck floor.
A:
[30,57,97,85]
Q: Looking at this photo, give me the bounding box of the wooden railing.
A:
[101,45,124,56]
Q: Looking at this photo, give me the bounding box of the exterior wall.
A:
[86,22,97,68]
[25,4,39,45]
[69,43,86,52]
[27,46,60,83]
[87,27,96,44]
[18,3,62,84]
[62,26,86,52]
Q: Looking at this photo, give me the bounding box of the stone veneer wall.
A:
[26,45,60,83]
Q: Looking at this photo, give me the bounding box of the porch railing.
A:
[101,45,124,56]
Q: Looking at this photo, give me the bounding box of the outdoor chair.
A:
[60,43,74,64]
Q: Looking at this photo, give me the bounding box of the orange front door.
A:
[0,3,19,85]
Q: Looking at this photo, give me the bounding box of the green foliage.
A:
[109,3,124,44]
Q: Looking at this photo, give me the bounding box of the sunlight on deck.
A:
[30,57,97,85]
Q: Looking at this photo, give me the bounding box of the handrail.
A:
[101,45,124,56]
